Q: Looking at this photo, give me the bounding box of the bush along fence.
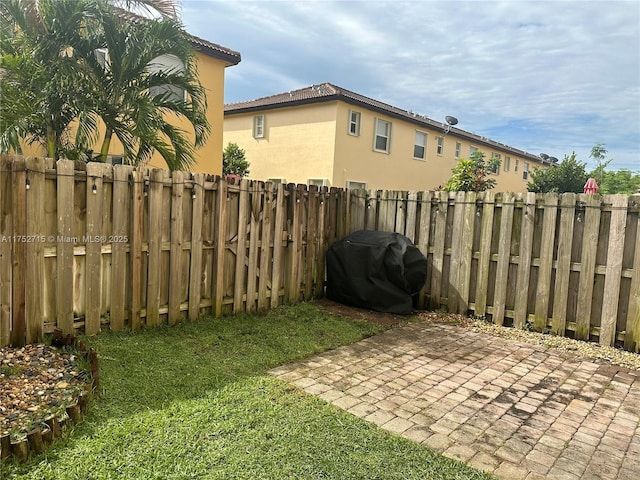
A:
[0,155,639,352]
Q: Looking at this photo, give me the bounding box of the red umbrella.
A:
[583,178,598,194]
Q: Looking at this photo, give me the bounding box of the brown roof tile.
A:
[225,83,546,163]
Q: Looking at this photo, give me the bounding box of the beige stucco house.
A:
[223,83,550,191]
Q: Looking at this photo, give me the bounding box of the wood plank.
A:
[10,157,26,346]
[314,189,328,298]
[55,160,75,336]
[624,194,640,352]
[492,192,515,326]
[575,194,601,340]
[168,171,184,325]
[599,194,628,346]
[146,168,165,327]
[188,173,205,321]
[416,191,433,309]
[350,188,366,233]
[110,165,130,331]
[257,183,274,310]
[514,192,536,329]
[365,190,378,230]
[474,191,495,318]
[84,162,105,336]
[233,179,249,313]
[448,191,466,313]
[395,191,406,235]
[457,191,476,314]
[213,178,228,317]
[129,169,144,330]
[551,193,576,336]
[405,191,418,242]
[304,187,318,300]
[270,183,286,308]
[0,156,12,346]
[534,193,559,332]
[287,185,304,303]
[246,181,261,312]
[25,157,45,343]
[429,191,448,310]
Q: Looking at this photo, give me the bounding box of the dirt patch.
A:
[313,298,417,328]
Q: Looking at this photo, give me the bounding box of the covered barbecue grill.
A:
[326,230,427,315]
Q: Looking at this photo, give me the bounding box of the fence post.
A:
[513,192,536,329]
[551,193,576,336]
[110,165,132,331]
[534,193,558,332]
[0,156,13,347]
[625,194,640,352]
[188,173,205,321]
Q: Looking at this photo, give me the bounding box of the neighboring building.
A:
[20,21,241,174]
[223,83,550,191]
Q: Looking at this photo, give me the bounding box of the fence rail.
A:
[1,156,639,352]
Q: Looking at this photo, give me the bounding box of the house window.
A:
[455,142,461,159]
[346,180,367,190]
[267,177,286,184]
[253,115,265,138]
[413,131,426,160]
[373,118,391,153]
[95,48,109,69]
[490,153,501,174]
[348,110,361,136]
[515,159,519,172]
[504,156,511,172]
[523,162,529,180]
[436,136,444,156]
[307,178,329,187]
[148,54,186,102]
[470,146,478,155]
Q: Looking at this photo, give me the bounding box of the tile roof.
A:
[225,83,546,163]
[116,9,241,65]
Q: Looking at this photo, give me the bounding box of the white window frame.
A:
[413,131,427,160]
[523,162,529,180]
[455,142,461,159]
[490,153,501,175]
[348,110,361,136]
[253,115,265,139]
[346,180,367,190]
[267,177,286,184]
[148,54,186,102]
[504,156,511,172]
[515,159,519,172]
[436,136,444,156]
[307,178,330,187]
[95,48,109,69]
[470,145,478,155]
[373,118,391,153]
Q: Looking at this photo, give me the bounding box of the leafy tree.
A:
[222,142,250,177]
[0,0,209,170]
[527,152,588,193]
[598,169,640,194]
[588,143,613,187]
[443,151,498,192]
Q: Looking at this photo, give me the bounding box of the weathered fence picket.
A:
[0,156,638,352]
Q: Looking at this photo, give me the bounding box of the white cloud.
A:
[182,0,640,170]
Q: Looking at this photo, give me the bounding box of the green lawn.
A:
[2,303,493,479]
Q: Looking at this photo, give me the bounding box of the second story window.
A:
[455,142,461,159]
[253,115,265,138]
[504,156,511,171]
[348,110,361,136]
[374,118,391,153]
[436,136,444,155]
[490,153,501,174]
[148,54,186,102]
[470,146,478,156]
[515,159,519,172]
[414,131,426,160]
[523,162,529,180]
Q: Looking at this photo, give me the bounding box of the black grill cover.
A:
[326,230,427,315]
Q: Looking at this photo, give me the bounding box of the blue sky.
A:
[181,0,640,171]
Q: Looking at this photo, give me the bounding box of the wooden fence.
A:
[1,156,639,352]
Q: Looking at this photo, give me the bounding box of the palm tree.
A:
[81,4,209,169]
[1,0,209,170]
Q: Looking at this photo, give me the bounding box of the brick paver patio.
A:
[269,322,640,480]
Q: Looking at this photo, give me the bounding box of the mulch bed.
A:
[0,334,97,462]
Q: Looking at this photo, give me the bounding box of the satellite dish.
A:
[549,157,558,163]
[445,116,458,126]
[540,153,549,160]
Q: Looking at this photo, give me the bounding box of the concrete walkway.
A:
[269,322,640,480]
